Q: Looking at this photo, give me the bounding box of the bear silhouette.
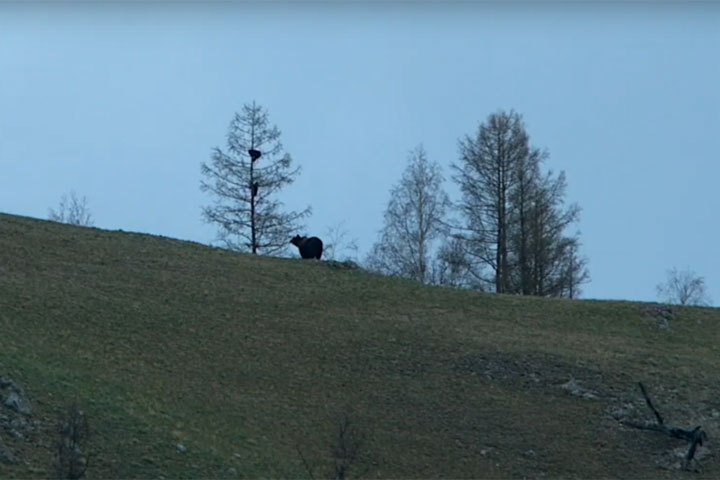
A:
[290,235,323,260]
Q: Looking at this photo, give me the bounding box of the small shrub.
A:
[54,402,89,480]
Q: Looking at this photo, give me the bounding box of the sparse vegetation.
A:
[54,403,89,480]
[48,191,94,227]
[297,413,366,480]
[322,221,359,262]
[329,415,364,480]
[656,267,712,306]
[1,212,719,478]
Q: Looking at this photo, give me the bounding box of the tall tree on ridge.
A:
[453,110,529,293]
[366,145,450,283]
[453,109,589,297]
[200,102,310,255]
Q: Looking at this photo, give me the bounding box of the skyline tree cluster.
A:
[187,102,710,302]
[200,104,589,298]
[39,103,714,303]
[368,110,590,298]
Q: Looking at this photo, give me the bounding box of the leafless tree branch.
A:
[655,267,711,306]
[48,191,94,227]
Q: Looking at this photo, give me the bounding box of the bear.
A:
[290,235,323,260]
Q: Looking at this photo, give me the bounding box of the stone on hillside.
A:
[560,377,598,400]
[0,376,31,416]
[644,305,675,332]
[3,391,31,415]
[176,444,188,453]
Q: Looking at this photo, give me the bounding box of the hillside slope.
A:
[1,212,719,479]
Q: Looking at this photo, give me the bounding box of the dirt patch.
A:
[452,351,620,400]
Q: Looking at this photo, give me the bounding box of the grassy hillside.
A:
[1,212,719,479]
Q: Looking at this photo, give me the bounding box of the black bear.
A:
[290,235,323,260]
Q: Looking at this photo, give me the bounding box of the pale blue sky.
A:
[1,2,718,303]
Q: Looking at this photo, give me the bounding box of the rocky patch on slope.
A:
[0,376,36,465]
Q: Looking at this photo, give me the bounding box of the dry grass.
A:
[1,212,719,478]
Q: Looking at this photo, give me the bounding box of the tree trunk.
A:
[250,116,257,254]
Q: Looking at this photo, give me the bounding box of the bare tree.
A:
[522,170,589,297]
[323,221,359,262]
[557,238,590,299]
[509,146,543,295]
[656,267,711,306]
[453,110,589,297]
[453,110,530,293]
[431,234,475,288]
[54,402,89,480]
[48,191,94,227]
[200,102,310,255]
[297,413,367,480]
[330,415,362,480]
[366,145,450,283]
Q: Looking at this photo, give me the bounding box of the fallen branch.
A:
[621,382,708,470]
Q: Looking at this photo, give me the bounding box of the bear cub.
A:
[290,235,323,260]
